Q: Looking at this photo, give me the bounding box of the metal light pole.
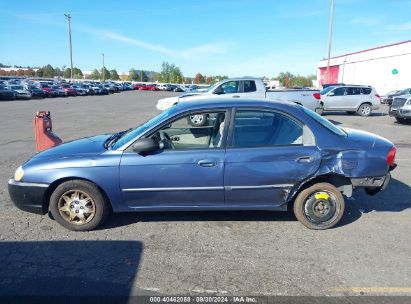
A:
[325,0,335,83]
[102,53,105,82]
[64,14,73,81]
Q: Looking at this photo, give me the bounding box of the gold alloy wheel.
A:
[58,190,96,225]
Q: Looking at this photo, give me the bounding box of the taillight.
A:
[313,92,321,100]
[387,146,396,166]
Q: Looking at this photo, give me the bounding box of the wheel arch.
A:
[43,177,113,212]
[287,173,352,209]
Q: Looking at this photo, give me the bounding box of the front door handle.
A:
[296,156,314,163]
[232,95,240,98]
[198,160,216,167]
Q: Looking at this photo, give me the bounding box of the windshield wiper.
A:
[104,128,132,149]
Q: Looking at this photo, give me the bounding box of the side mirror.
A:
[132,138,159,154]
[328,91,335,96]
[213,86,224,95]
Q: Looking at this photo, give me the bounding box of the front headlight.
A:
[14,166,24,182]
[406,99,411,105]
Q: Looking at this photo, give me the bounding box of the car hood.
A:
[343,128,393,148]
[14,90,30,94]
[30,134,111,160]
[157,93,206,105]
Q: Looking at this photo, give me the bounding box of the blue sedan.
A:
[8,99,397,231]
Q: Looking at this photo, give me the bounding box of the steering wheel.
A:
[159,131,175,149]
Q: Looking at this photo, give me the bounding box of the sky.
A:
[1,0,411,78]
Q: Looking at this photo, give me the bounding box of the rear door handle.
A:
[296,156,314,163]
[232,95,240,98]
[198,160,216,167]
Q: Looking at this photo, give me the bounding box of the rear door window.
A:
[347,87,361,95]
[243,80,257,93]
[231,110,303,147]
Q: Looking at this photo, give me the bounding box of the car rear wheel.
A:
[49,180,111,231]
[357,103,372,116]
[293,182,345,230]
[395,117,407,124]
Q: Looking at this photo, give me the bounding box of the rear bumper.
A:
[8,179,49,214]
[351,173,392,195]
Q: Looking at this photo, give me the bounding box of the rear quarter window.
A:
[361,88,372,94]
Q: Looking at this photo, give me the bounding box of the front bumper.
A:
[389,107,411,118]
[8,179,49,214]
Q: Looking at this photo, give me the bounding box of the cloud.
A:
[101,32,230,58]
[351,17,381,26]
[385,21,411,31]
[13,12,230,58]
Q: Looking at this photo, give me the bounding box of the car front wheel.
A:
[293,182,345,230]
[357,103,372,116]
[49,180,111,231]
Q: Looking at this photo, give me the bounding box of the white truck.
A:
[156,77,322,112]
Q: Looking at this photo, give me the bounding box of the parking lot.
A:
[0,91,410,297]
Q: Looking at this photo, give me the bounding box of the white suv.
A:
[319,85,380,116]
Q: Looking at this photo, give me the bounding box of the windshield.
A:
[300,106,346,137]
[320,86,335,95]
[399,88,411,95]
[111,106,178,149]
[205,80,224,93]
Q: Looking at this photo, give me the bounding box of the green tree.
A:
[110,69,120,80]
[159,62,184,83]
[101,67,110,81]
[129,68,139,81]
[89,69,101,80]
[41,64,55,78]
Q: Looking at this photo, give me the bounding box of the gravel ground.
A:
[0,91,410,297]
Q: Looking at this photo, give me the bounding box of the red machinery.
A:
[34,111,62,152]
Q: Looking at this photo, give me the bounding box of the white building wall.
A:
[318,40,411,95]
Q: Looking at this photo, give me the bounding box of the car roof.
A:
[175,98,299,112]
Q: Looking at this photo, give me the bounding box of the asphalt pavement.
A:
[0,91,410,298]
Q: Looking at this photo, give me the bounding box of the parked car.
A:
[8,85,32,99]
[60,84,77,96]
[380,90,402,105]
[39,84,58,97]
[8,99,396,231]
[26,86,45,98]
[140,84,159,91]
[51,85,68,97]
[157,77,321,112]
[71,85,87,96]
[385,88,411,105]
[91,84,109,95]
[173,86,185,92]
[389,95,411,124]
[319,85,380,116]
[133,83,145,90]
[0,84,16,100]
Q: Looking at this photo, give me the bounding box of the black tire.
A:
[293,182,345,230]
[187,114,208,126]
[357,103,372,116]
[49,180,111,231]
[346,111,356,115]
[395,117,407,124]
